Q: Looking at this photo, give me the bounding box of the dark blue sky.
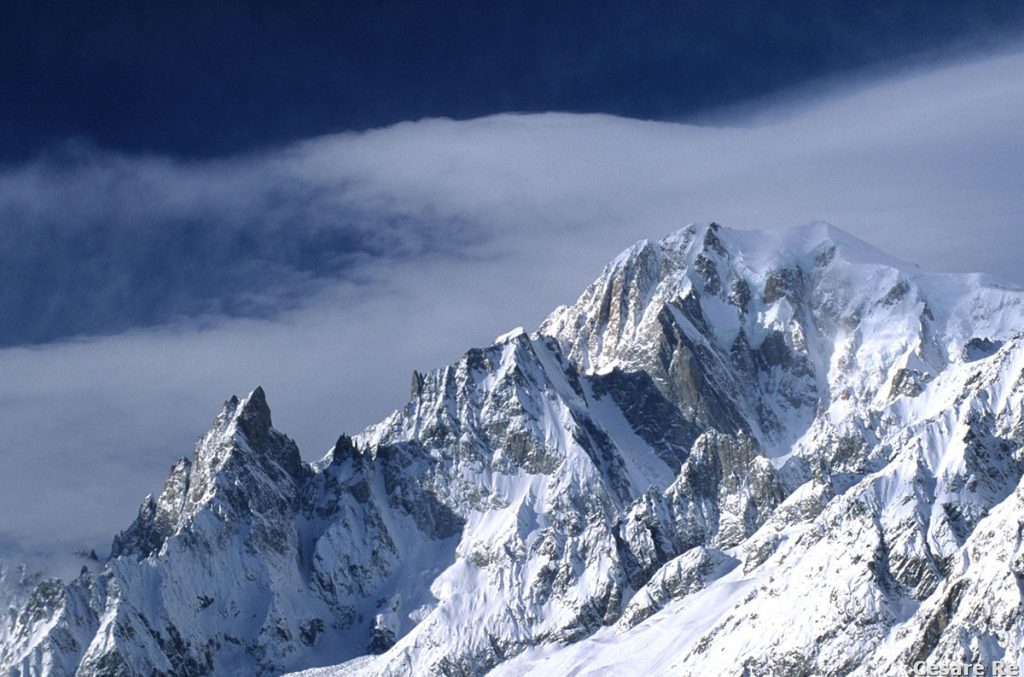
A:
[3,0,1023,162]
[2,1,1023,349]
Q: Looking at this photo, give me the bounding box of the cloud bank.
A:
[2,47,1023,567]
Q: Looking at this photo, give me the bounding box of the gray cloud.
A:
[1,46,1023,569]
[0,145,490,346]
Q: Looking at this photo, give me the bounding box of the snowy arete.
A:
[3,222,1024,676]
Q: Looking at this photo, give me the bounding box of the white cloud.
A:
[2,46,1023,566]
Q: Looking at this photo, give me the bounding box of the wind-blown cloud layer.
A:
[2,47,1023,569]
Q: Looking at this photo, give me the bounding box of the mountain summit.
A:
[3,222,1024,676]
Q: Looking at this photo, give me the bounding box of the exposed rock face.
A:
[4,222,1024,677]
[615,546,738,630]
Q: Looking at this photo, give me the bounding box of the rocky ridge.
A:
[2,222,1023,676]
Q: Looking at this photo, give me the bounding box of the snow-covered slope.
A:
[3,222,1024,676]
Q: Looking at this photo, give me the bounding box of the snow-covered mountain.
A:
[3,222,1024,676]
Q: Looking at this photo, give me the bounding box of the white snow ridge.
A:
[3,222,1024,676]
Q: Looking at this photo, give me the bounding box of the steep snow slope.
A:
[3,222,1023,677]
[492,334,1024,676]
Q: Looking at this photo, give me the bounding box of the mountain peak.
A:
[237,385,272,428]
[9,223,1024,677]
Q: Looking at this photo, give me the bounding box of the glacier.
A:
[3,221,1024,676]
